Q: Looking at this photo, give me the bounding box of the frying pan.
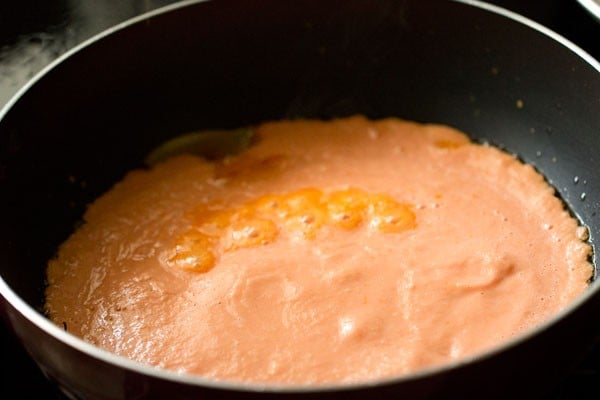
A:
[1,0,599,398]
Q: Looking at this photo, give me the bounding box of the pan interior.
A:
[0,0,598,349]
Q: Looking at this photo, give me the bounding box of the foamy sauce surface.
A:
[45,116,593,384]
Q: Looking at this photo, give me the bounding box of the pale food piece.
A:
[45,116,593,384]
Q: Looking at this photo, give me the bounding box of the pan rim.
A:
[577,0,600,22]
[0,0,599,126]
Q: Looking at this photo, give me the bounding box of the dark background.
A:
[1,1,599,398]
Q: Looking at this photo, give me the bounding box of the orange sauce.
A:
[44,116,593,385]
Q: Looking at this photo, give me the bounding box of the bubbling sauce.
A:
[44,116,593,384]
[169,188,416,272]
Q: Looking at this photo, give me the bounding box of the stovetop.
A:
[1,1,599,398]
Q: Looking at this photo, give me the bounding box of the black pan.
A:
[1,0,599,399]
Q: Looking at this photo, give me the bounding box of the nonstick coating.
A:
[1,0,599,399]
